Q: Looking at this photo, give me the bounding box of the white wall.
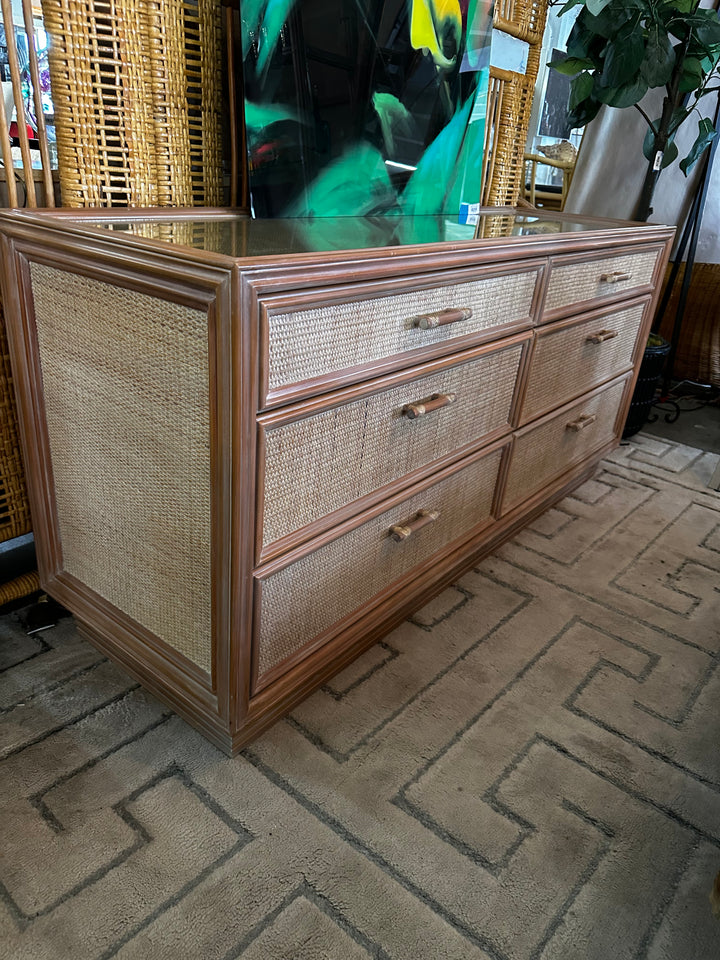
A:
[564,76,719,263]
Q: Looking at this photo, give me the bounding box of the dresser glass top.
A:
[79,211,640,259]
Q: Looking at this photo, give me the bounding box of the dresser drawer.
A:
[253,443,506,688]
[259,338,527,558]
[520,298,648,423]
[543,246,662,320]
[261,264,542,405]
[502,376,630,513]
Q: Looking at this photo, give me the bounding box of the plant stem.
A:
[633,32,691,221]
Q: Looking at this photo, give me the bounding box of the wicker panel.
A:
[184,0,223,206]
[266,269,539,394]
[0,307,32,543]
[494,0,547,43]
[262,342,523,547]
[257,446,504,678]
[41,0,223,207]
[481,0,548,208]
[544,250,661,316]
[481,69,536,208]
[503,377,627,511]
[145,0,223,206]
[29,263,213,673]
[0,571,40,607]
[656,262,720,388]
[41,0,159,206]
[522,302,646,421]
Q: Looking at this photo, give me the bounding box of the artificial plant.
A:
[550,0,720,220]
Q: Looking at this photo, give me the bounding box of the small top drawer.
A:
[520,298,649,423]
[260,264,542,406]
[542,246,662,320]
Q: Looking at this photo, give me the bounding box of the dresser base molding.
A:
[57,444,614,755]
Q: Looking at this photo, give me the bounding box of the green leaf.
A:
[548,56,596,75]
[594,75,648,108]
[660,141,679,169]
[584,3,639,41]
[679,57,705,93]
[599,30,645,88]
[586,0,613,16]
[558,0,584,15]
[680,117,717,175]
[667,0,697,13]
[570,71,595,110]
[566,15,604,59]
[568,96,603,129]
[641,26,675,87]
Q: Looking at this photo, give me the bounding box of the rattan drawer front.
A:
[503,377,629,512]
[255,445,505,684]
[260,340,525,553]
[543,247,661,318]
[521,300,647,422]
[263,267,540,402]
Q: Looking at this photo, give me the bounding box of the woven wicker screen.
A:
[481,0,549,211]
[40,0,223,207]
[0,306,32,545]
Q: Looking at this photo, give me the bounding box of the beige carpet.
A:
[1,434,719,960]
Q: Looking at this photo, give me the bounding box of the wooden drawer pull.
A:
[389,509,439,542]
[411,307,473,329]
[599,271,632,283]
[586,329,619,344]
[566,413,597,432]
[402,392,457,419]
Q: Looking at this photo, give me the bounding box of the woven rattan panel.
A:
[503,377,627,512]
[262,342,524,547]
[0,307,32,543]
[494,0,546,43]
[544,250,660,316]
[481,70,536,208]
[29,263,213,673]
[41,0,159,206]
[41,0,222,207]
[256,447,504,678]
[144,0,223,206]
[266,270,538,393]
[522,302,646,421]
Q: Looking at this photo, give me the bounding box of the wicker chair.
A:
[481,0,549,218]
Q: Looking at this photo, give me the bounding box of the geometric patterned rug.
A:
[1,434,719,960]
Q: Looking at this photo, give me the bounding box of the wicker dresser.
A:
[0,208,673,753]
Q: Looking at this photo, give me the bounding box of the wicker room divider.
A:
[40,0,223,207]
[0,0,56,603]
[481,0,549,217]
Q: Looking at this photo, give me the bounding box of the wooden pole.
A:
[21,0,54,206]
[0,0,37,206]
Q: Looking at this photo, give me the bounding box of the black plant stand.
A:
[650,92,720,400]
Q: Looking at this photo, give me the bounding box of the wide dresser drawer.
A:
[502,375,631,513]
[520,298,648,423]
[261,264,542,405]
[253,442,507,688]
[543,246,662,320]
[259,337,527,556]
